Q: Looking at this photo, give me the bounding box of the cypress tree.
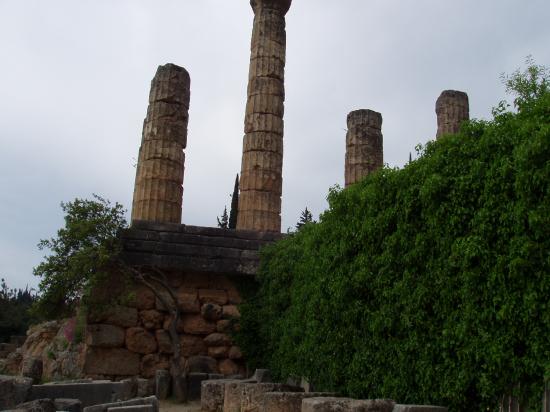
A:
[229,174,239,229]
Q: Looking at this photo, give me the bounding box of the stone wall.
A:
[82,221,280,381]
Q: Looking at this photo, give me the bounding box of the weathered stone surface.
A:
[201,303,223,321]
[126,328,157,354]
[176,288,201,313]
[218,359,240,376]
[16,398,56,412]
[204,333,232,347]
[392,406,447,412]
[228,346,243,360]
[199,289,228,305]
[130,287,156,310]
[131,63,190,224]
[140,353,169,379]
[178,315,216,335]
[0,375,33,409]
[241,383,302,412]
[83,348,140,376]
[345,110,383,188]
[261,392,336,412]
[86,325,125,348]
[208,346,230,359]
[201,379,237,412]
[154,330,173,354]
[302,398,394,412]
[21,357,43,384]
[237,0,291,232]
[223,305,241,319]
[224,381,245,412]
[180,334,207,357]
[435,90,469,139]
[89,306,138,328]
[82,396,159,412]
[155,370,170,400]
[187,356,218,374]
[54,398,82,412]
[136,379,153,398]
[139,310,164,330]
[107,406,154,412]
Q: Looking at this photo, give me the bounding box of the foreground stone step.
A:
[260,392,336,412]
[201,379,241,412]
[301,397,395,412]
[107,405,154,412]
[392,406,447,412]
[82,395,159,412]
[240,383,303,412]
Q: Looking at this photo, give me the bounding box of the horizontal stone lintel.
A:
[120,251,260,276]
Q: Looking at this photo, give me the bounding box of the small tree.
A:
[33,195,188,401]
[217,206,229,229]
[295,207,314,231]
[229,174,239,229]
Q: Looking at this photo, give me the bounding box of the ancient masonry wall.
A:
[435,90,469,139]
[237,0,292,232]
[82,221,279,381]
[344,109,383,187]
[131,64,190,223]
[84,272,245,379]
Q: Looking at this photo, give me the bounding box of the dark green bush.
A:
[236,62,550,411]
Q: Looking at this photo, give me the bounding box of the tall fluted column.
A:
[131,64,190,224]
[237,0,292,232]
[345,109,383,187]
[436,90,469,139]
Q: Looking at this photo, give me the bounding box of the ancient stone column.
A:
[131,64,190,224]
[344,109,383,187]
[237,0,292,232]
[435,90,469,139]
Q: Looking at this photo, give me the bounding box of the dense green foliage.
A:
[32,195,127,319]
[0,278,36,342]
[237,63,550,411]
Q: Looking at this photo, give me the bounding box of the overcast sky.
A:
[1,0,549,290]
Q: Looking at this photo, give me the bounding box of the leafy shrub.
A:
[236,61,550,411]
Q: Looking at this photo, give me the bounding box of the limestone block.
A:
[241,383,302,412]
[219,359,240,376]
[251,39,286,62]
[178,315,216,335]
[181,334,207,357]
[54,398,82,412]
[392,406,447,412]
[241,150,283,175]
[131,200,182,225]
[246,94,285,117]
[142,119,188,148]
[228,346,243,360]
[0,375,33,409]
[248,78,285,98]
[16,398,56,412]
[131,287,156,310]
[217,319,238,333]
[222,305,241,319]
[240,170,282,195]
[176,288,201,313]
[245,113,284,135]
[126,328,158,354]
[83,348,140,376]
[135,159,183,185]
[88,306,138,328]
[301,398,394,412]
[155,370,170,400]
[146,101,189,122]
[202,303,223,321]
[204,333,232,347]
[202,379,234,412]
[199,289,229,305]
[86,324,125,348]
[243,132,283,155]
[83,396,159,412]
[260,392,336,412]
[139,310,164,330]
[237,210,281,233]
[435,90,469,139]
[138,140,184,165]
[136,379,153,398]
[154,330,173,354]
[133,179,183,203]
[238,191,281,214]
[187,356,218,374]
[108,406,153,412]
[140,354,169,379]
[148,64,190,107]
[208,346,230,359]
[344,109,384,188]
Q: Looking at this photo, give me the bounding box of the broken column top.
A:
[149,63,190,107]
[347,109,383,129]
[435,90,469,113]
[251,0,292,14]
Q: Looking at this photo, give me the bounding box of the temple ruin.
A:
[435,90,470,139]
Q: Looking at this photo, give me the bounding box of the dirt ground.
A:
[160,400,202,412]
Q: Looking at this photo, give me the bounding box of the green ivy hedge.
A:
[236,65,550,411]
